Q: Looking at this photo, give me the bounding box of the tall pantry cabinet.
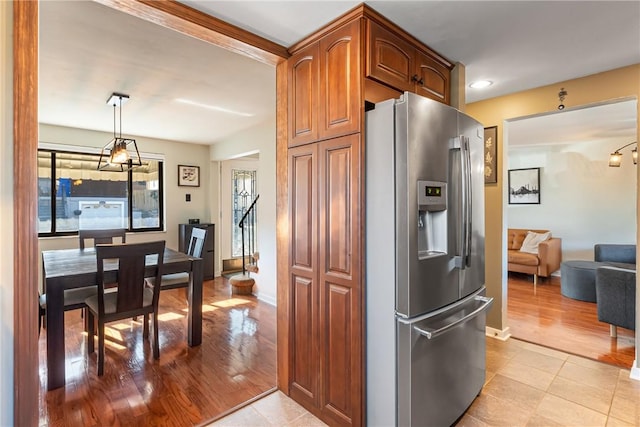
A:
[287,17,363,427]
[283,6,452,426]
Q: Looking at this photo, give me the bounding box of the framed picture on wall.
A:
[508,167,540,204]
[178,165,200,187]
[484,126,498,184]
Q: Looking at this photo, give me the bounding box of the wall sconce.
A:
[557,87,567,110]
[608,141,638,167]
[97,93,142,172]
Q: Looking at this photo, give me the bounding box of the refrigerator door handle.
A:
[462,136,473,267]
[455,135,472,269]
[413,296,493,340]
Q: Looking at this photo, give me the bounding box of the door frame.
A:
[12,1,289,422]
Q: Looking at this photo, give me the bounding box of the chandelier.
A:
[97,93,142,171]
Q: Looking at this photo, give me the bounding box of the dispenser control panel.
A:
[418,180,447,211]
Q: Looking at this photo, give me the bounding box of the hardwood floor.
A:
[507,272,635,368]
[38,277,277,426]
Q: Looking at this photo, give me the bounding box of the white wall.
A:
[210,119,277,305]
[37,124,213,273]
[508,139,637,260]
[0,2,14,424]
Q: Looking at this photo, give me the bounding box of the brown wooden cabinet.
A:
[288,20,361,148]
[317,134,361,426]
[318,20,361,140]
[283,6,451,426]
[366,19,450,104]
[288,43,320,147]
[288,134,362,426]
[414,49,450,103]
[288,142,319,407]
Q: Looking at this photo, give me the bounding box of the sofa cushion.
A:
[520,231,551,254]
[594,244,636,264]
[508,250,540,266]
[508,228,551,251]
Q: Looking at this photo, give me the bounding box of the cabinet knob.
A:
[411,74,425,86]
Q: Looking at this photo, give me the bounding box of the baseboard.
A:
[630,360,640,381]
[486,326,511,341]
[256,292,276,307]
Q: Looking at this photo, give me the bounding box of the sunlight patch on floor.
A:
[105,327,124,341]
[158,312,184,321]
[212,298,251,308]
[110,321,139,331]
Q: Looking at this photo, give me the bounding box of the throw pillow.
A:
[519,231,551,254]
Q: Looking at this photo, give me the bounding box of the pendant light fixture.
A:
[557,87,567,110]
[608,141,638,167]
[97,92,142,171]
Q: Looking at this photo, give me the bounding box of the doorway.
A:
[504,99,638,366]
[13,1,285,424]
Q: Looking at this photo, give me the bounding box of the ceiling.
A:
[509,99,638,148]
[39,1,640,146]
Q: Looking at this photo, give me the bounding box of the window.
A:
[231,169,257,257]
[38,149,164,236]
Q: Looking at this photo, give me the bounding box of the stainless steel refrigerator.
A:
[366,92,494,426]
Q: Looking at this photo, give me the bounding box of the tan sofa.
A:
[507,228,562,286]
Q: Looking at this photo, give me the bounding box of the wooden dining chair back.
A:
[85,240,165,376]
[149,227,207,291]
[39,229,126,335]
[79,228,127,249]
[187,227,207,259]
[38,229,127,336]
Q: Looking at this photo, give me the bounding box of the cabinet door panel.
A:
[415,50,451,103]
[290,274,317,401]
[288,44,319,147]
[290,149,316,270]
[319,20,361,140]
[322,144,352,276]
[288,145,319,407]
[318,134,362,426]
[322,282,353,425]
[366,20,413,92]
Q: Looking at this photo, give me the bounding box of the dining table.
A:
[41,246,203,390]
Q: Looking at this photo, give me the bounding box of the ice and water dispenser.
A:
[417,180,447,259]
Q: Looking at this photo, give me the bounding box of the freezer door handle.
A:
[460,135,472,268]
[413,296,493,340]
[451,136,472,269]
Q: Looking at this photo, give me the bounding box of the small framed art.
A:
[484,126,498,184]
[178,165,200,187]
[508,167,540,204]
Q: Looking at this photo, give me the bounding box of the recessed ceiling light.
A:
[175,98,254,117]
[469,80,493,89]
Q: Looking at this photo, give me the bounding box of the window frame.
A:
[37,143,165,237]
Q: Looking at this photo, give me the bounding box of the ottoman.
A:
[560,260,601,302]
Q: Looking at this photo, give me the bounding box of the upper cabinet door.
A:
[288,43,320,147]
[319,19,362,140]
[414,50,450,104]
[366,20,413,93]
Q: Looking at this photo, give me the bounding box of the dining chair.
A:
[79,228,127,249]
[147,227,206,290]
[38,229,127,336]
[85,240,165,376]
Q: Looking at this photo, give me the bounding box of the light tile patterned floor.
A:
[209,338,640,426]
